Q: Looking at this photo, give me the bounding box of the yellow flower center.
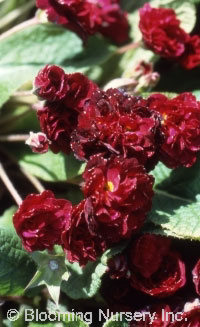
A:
[162,113,168,124]
[107,181,114,192]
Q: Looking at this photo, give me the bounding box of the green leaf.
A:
[153,159,200,201]
[193,90,200,100]
[0,23,115,107]
[19,151,85,182]
[62,260,107,300]
[148,191,200,240]
[0,206,17,229]
[0,228,36,296]
[27,252,69,306]
[62,242,127,300]
[170,1,196,33]
[7,143,85,182]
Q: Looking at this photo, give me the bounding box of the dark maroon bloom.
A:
[13,191,72,252]
[130,234,186,297]
[62,198,106,266]
[37,102,77,154]
[147,93,200,168]
[192,260,200,295]
[170,305,200,327]
[36,68,98,154]
[36,0,129,44]
[139,4,188,60]
[130,304,171,327]
[71,88,163,171]
[35,66,97,110]
[26,132,50,154]
[83,155,154,244]
[108,254,130,280]
[64,72,97,111]
[34,65,68,102]
[96,0,129,45]
[180,35,200,70]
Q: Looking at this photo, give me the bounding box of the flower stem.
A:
[0,146,45,193]
[117,41,142,54]
[0,17,38,41]
[0,134,29,142]
[0,162,22,206]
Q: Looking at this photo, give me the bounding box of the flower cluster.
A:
[14,64,200,268]
[14,64,163,265]
[71,88,163,171]
[139,4,200,70]
[36,0,129,44]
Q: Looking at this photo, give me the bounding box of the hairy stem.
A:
[0,162,22,206]
[117,41,142,54]
[0,134,29,142]
[0,146,45,193]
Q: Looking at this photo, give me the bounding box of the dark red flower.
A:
[36,68,98,154]
[83,155,154,244]
[130,304,171,327]
[35,66,97,110]
[71,88,163,171]
[170,305,200,327]
[62,198,106,266]
[64,72,97,111]
[147,93,200,168]
[26,132,50,154]
[108,253,130,280]
[13,191,72,252]
[192,260,200,295]
[36,0,129,44]
[180,35,200,70]
[139,4,188,59]
[130,234,186,297]
[34,65,68,102]
[96,0,129,45]
[37,102,77,154]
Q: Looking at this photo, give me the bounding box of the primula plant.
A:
[1,0,200,326]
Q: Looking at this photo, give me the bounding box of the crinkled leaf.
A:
[0,227,36,296]
[0,206,16,229]
[153,158,200,201]
[148,191,200,240]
